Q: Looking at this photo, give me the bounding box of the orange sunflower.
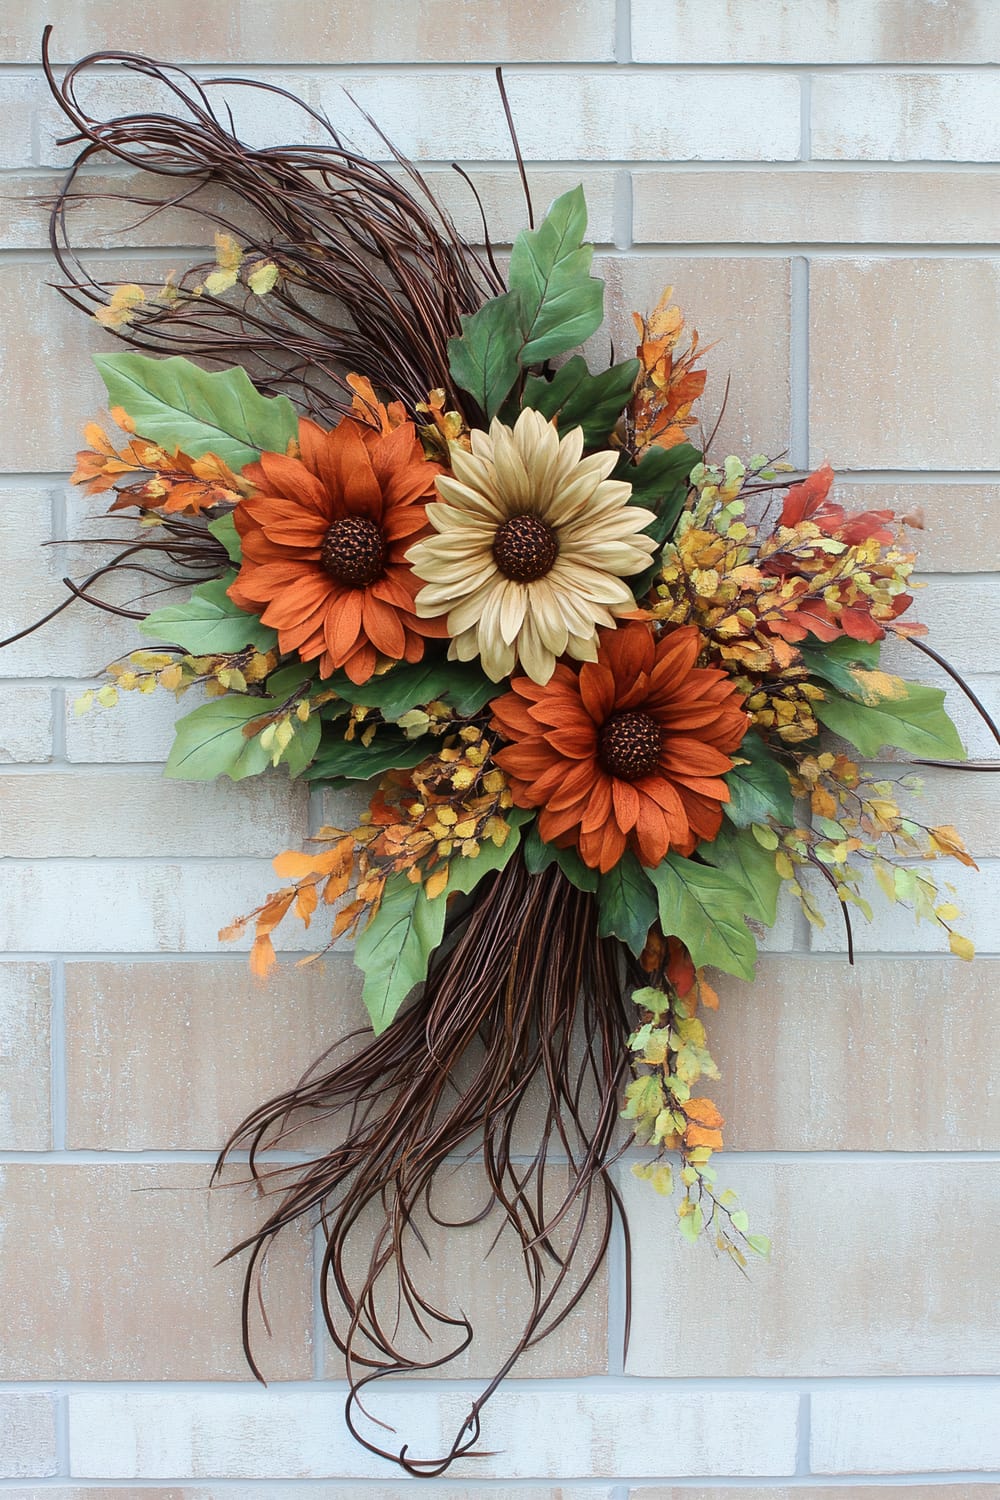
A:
[228,416,446,683]
[491,622,749,872]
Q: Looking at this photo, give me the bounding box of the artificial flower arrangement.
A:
[9,36,993,1475]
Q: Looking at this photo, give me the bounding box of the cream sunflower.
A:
[405,407,658,683]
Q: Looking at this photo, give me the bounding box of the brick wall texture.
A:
[1,0,999,1493]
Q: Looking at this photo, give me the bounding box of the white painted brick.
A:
[51,66,731,172]
[808,859,999,955]
[940,676,1000,762]
[632,0,1000,63]
[0,485,136,678]
[811,1382,1000,1472]
[0,962,51,1149]
[0,686,53,763]
[0,76,44,169]
[313,73,801,163]
[0,770,308,857]
[64,682,189,763]
[883,579,1000,679]
[0,1390,57,1478]
[0,860,312,953]
[67,1386,798,1478]
[813,74,1000,162]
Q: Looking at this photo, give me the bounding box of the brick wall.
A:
[1,0,999,1492]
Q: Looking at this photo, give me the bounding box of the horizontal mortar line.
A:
[6,240,1000,259]
[7,158,1000,174]
[7,1373,1000,1395]
[2,1481,1000,1496]
[3,1149,1000,1166]
[4,57,1000,73]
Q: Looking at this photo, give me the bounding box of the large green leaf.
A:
[354,874,448,1035]
[522,355,640,447]
[322,656,496,721]
[446,291,522,421]
[139,573,277,655]
[813,682,967,761]
[698,823,782,927]
[163,695,273,782]
[723,731,795,828]
[304,730,433,784]
[596,850,659,956]
[508,186,605,365]
[522,821,598,892]
[94,353,298,470]
[800,637,881,699]
[355,814,528,1034]
[648,854,758,980]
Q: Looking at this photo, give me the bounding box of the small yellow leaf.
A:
[248,261,279,296]
[948,931,975,961]
[203,268,239,296]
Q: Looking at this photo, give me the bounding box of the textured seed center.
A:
[492,513,559,583]
[320,515,386,586]
[599,710,663,781]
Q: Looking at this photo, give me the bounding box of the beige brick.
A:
[622,1160,1000,1377]
[4,2,616,63]
[0,1163,312,1379]
[0,962,51,1150]
[0,686,53,762]
[814,73,1000,162]
[631,0,1000,62]
[65,957,365,1149]
[829,481,1000,572]
[0,1391,57,1478]
[0,770,308,857]
[940,675,1000,763]
[322,1163,607,1381]
[809,259,1000,470]
[633,168,1000,246]
[709,956,1000,1150]
[67,1386,798,1478]
[811,1382,1000,1472]
[2,165,617,252]
[631,1489,994,1500]
[595,256,791,460]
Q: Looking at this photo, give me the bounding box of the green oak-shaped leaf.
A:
[813,681,967,760]
[648,854,758,980]
[522,821,599,892]
[723,731,795,829]
[522,355,640,447]
[163,695,273,782]
[597,850,659,956]
[446,291,522,422]
[94,353,298,470]
[697,822,782,928]
[139,574,277,655]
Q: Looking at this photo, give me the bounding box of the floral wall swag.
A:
[8,34,995,1475]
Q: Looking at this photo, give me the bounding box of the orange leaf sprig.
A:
[223,725,516,977]
[629,287,711,452]
[72,407,250,515]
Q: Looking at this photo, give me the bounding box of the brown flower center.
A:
[320,515,386,586]
[599,710,663,781]
[493,513,559,583]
